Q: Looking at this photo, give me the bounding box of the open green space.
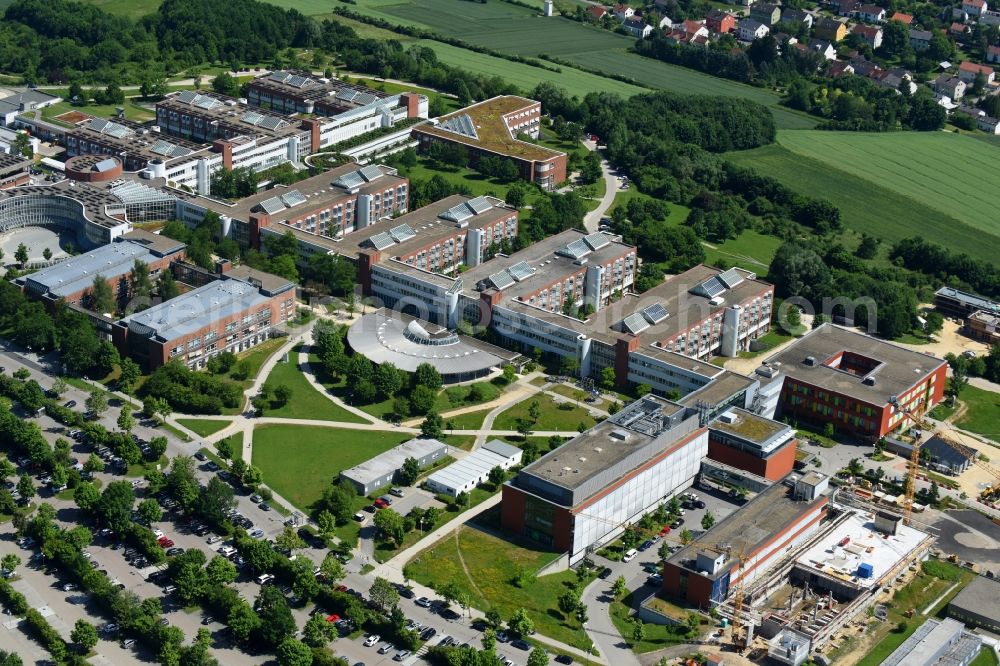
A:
[970,648,1000,666]
[725,141,993,263]
[261,352,368,423]
[40,99,155,124]
[252,424,410,511]
[227,337,285,386]
[444,408,492,431]
[702,230,783,273]
[175,418,230,438]
[609,594,697,653]
[77,0,161,20]
[954,385,1000,443]
[494,393,597,432]
[405,524,591,648]
[775,131,1000,244]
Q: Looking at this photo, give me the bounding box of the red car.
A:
[325,614,340,623]
[659,526,671,536]
[373,498,388,509]
[158,538,174,548]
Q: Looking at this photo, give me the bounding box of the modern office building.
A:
[412,96,567,190]
[112,264,295,370]
[948,575,1000,633]
[339,438,449,496]
[0,152,31,190]
[662,473,829,608]
[879,618,982,666]
[965,309,1000,345]
[934,286,1000,319]
[346,308,521,383]
[768,324,947,439]
[245,69,393,117]
[501,395,708,564]
[426,439,523,497]
[65,118,207,173]
[706,408,797,481]
[0,89,61,126]
[174,162,409,249]
[17,229,185,310]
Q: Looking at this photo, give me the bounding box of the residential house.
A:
[958,60,996,84]
[955,104,985,118]
[857,4,887,22]
[910,29,933,50]
[829,60,856,76]
[586,5,608,19]
[948,7,970,22]
[874,67,917,93]
[738,18,770,41]
[751,3,782,26]
[622,16,653,37]
[657,15,674,29]
[962,0,987,17]
[707,9,738,34]
[682,19,710,37]
[977,115,1000,133]
[781,8,814,28]
[950,22,971,37]
[853,24,883,49]
[850,56,882,77]
[808,38,838,60]
[890,12,914,24]
[833,0,859,17]
[665,20,710,45]
[988,45,1000,63]
[935,74,968,100]
[981,9,1000,25]
[613,3,635,20]
[814,17,848,41]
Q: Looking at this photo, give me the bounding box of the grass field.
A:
[405,524,591,648]
[726,141,993,263]
[41,99,155,124]
[776,131,1000,239]
[77,0,160,19]
[252,424,409,510]
[494,393,597,432]
[262,352,368,423]
[954,385,1000,443]
[175,419,230,438]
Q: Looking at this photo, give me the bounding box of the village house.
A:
[809,38,838,60]
[853,24,884,49]
[781,8,814,28]
[613,3,635,20]
[962,0,988,17]
[829,60,856,76]
[890,12,914,24]
[587,5,608,19]
[707,9,737,34]
[738,18,770,41]
[622,16,653,37]
[857,4,887,22]
[977,115,1000,133]
[910,29,933,50]
[958,60,996,84]
[814,17,848,41]
[750,2,782,26]
[935,74,968,100]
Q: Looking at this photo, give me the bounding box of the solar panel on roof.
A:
[175,90,198,104]
[389,224,416,243]
[508,261,535,282]
[467,196,492,215]
[354,93,377,106]
[105,122,133,139]
[194,95,221,110]
[693,277,725,299]
[359,165,383,182]
[281,190,307,208]
[88,119,109,133]
[642,303,669,324]
[269,71,290,83]
[583,232,609,251]
[369,232,396,251]
[259,197,286,216]
[287,75,310,88]
[489,271,516,291]
[718,267,744,289]
[150,140,177,157]
[622,312,650,335]
[557,239,591,260]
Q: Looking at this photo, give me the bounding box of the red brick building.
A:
[0,152,31,190]
[706,408,797,481]
[412,96,567,190]
[769,324,947,439]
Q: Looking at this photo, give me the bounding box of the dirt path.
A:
[453,528,485,601]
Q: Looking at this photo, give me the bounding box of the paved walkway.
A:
[582,142,618,233]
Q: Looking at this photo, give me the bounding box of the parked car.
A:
[415,597,432,608]
[421,627,437,641]
[121,638,136,649]
[623,548,638,563]
[511,639,530,651]
[364,634,381,647]
[259,502,271,512]
[250,494,262,503]
[249,528,265,539]
[378,643,394,655]
[389,487,405,498]
[166,547,184,556]
[194,452,207,461]
[598,567,612,579]
[63,400,76,409]
[555,655,573,664]
[393,650,411,661]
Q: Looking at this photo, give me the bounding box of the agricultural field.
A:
[726,140,995,263]
[776,130,1000,239]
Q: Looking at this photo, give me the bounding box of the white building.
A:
[426,440,523,497]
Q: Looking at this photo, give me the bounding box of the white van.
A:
[623,548,638,563]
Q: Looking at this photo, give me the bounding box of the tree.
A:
[290,556,320,603]
[303,613,337,648]
[488,466,506,488]
[679,528,693,546]
[89,275,115,314]
[71,619,98,652]
[148,436,168,461]
[612,575,628,600]
[167,456,200,510]
[256,584,297,648]
[420,411,444,439]
[557,589,579,614]
[227,601,261,644]
[73,481,100,511]
[212,72,239,97]
[85,391,109,417]
[374,362,405,398]
[14,243,28,268]
[158,270,179,301]
[369,576,401,613]
[409,384,436,414]
[413,363,442,391]
[117,406,135,434]
[398,457,421,486]
[507,608,534,638]
[273,384,293,406]
[701,511,716,530]
[137,498,162,524]
[631,621,645,645]
[1,554,20,576]
[319,553,346,583]
[196,477,236,529]
[12,132,31,158]
[373,508,405,545]
[118,358,141,394]
[527,647,548,666]
[924,311,944,336]
[505,182,528,209]
[485,608,504,630]
[206,554,238,585]
[275,526,307,554]
[42,248,52,261]
[96,480,135,534]
[243,465,263,486]
[482,628,497,652]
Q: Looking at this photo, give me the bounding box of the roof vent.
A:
[609,429,630,441]
[862,376,876,386]
[804,355,817,366]
[718,411,737,424]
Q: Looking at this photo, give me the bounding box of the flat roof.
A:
[23,240,154,299]
[192,162,405,222]
[936,286,1000,314]
[518,395,692,495]
[117,275,274,343]
[414,96,565,162]
[157,90,301,138]
[69,118,209,164]
[881,618,973,666]
[794,509,930,591]
[0,152,30,174]
[121,228,187,257]
[710,408,790,446]
[346,308,512,376]
[767,324,947,406]
[247,69,391,112]
[0,90,59,114]
[948,573,1000,622]
[224,265,295,296]
[667,479,826,580]
[680,371,757,409]
[340,438,448,487]
[427,440,522,491]
[0,179,130,230]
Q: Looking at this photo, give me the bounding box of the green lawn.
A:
[261,350,368,423]
[702,230,783,273]
[954,385,1000,443]
[373,486,494,562]
[609,594,695,653]
[405,524,592,648]
[444,408,492,431]
[434,381,503,413]
[226,338,285,386]
[252,424,410,511]
[398,157,548,204]
[175,418,231,438]
[726,141,993,263]
[970,648,1000,666]
[493,393,597,432]
[40,99,155,124]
